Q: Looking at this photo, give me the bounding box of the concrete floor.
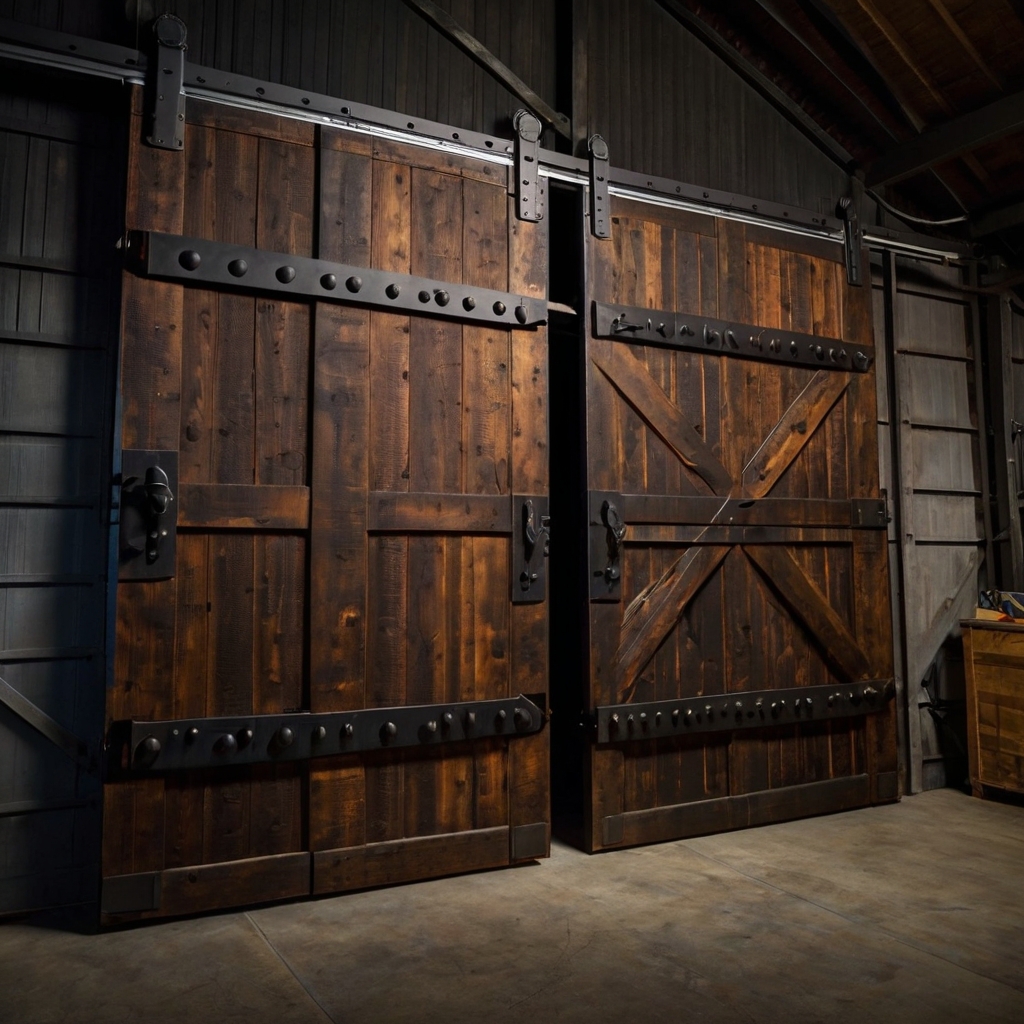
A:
[2,788,1022,1024]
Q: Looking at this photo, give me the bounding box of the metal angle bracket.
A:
[837,194,862,287]
[125,230,547,328]
[111,694,546,774]
[592,301,874,373]
[513,494,550,604]
[146,14,187,150]
[513,109,545,223]
[593,680,896,744]
[588,135,612,239]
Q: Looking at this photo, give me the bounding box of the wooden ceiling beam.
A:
[866,89,1024,187]
[972,198,1024,238]
[923,0,1002,93]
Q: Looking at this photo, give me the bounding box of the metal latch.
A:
[513,494,550,603]
[589,491,626,600]
[146,14,187,151]
[513,109,545,223]
[836,194,862,287]
[119,450,177,581]
[588,134,611,239]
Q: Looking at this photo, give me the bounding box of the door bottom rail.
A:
[110,694,546,773]
[592,680,894,744]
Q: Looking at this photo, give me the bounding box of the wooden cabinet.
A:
[962,620,1024,797]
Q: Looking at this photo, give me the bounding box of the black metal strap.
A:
[837,194,862,287]
[593,680,895,744]
[514,109,545,223]
[125,231,547,329]
[112,694,546,773]
[588,135,611,239]
[146,14,187,151]
[592,301,873,372]
[0,674,95,773]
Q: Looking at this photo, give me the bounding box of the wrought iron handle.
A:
[142,465,174,563]
[523,499,551,560]
[601,499,626,582]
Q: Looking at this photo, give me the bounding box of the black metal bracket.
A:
[589,491,625,601]
[124,231,547,328]
[593,680,895,744]
[512,494,550,604]
[118,450,177,581]
[110,694,546,774]
[592,301,874,372]
[588,135,611,239]
[513,109,545,223]
[851,497,889,528]
[837,194,862,287]
[146,14,187,151]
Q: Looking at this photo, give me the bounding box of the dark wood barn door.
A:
[581,197,897,852]
[101,91,549,922]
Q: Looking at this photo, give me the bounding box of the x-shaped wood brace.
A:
[591,343,874,698]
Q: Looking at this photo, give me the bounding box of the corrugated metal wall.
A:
[0,65,124,913]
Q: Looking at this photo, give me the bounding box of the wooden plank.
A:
[368,491,511,532]
[743,544,871,683]
[312,825,508,893]
[620,494,867,526]
[626,525,850,544]
[590,341,733,495]
[609,774,871,847]
[177,483,309,529]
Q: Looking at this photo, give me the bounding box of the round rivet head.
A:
[380,721,397,743]
[515,305,528,324]
[313,725,327,741]
[237,728,254,748]
[215,733,238,755]
[790,340,799,355]
[342,723,354,738]
[178,249,201,271]
[465,711,477,729]
[276,726,295,748]
[435,290,450,306]
[463,296,476,311]
[443,712,454,726]
[514,707,532,731]
[320,273,337,290]
[135,735,161,763]
[228,258,248,277]
[419,290,431,303]
[425,720,438,734]
[386,283,400,299]
[346,275,362,293]
[609,712,620,729]
[185,726,200,742]
[497,709,507,726]
[493,300,506,315]
[276,265,296,284]
[854,351,869,370]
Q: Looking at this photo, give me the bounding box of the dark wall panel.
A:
[577,0,849,212]
[0,0,559,141]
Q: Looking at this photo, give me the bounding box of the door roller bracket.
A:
[588,134,611,239]
[108,694,547,774]
[146,14,187,150]
[836,195,862,287]
[513,109,545,223]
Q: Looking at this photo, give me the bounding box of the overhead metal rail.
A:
[0,18,973,264]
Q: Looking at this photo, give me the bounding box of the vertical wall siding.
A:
[0,0,559,142]
[577,0,850,211]
[0,65,123,913]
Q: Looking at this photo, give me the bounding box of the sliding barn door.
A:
[581,197,897,852]
[101,90,549,922]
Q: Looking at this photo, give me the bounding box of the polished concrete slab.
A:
[2,788,1022,1024]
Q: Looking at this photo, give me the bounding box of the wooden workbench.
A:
[962,619,1024,798]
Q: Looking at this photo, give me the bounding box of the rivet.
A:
[419,290,431,302]
[386,283,400,299]
[178,249,201,271]
[684,709,693,724]
[381,721,397,742]
[276,265,296,283]
[514,707,532,731]
[346,275,362,292]
[342,723,354,738]
[515,304,528,324]
[815,345,824,359]
[705,704,713,716]
[735,701,743,712]
[790,340,798,355]
[465,711,476,729]
[214,733,237,755]
[829,348,837,362]
[185,726,200,742]
[854,351,869,370]
[228,258,248,277]
[795,698,802,708]
[435,289,450,306]
[655,712,662,725]
[425,720,438,734]
[639,712,647,723]
[237,728,253,748]
[313,725,327,741]
[443,711,454,727]
[721,702,729,715]
[627,714,635,729]
[805,697,813,708]
[276,726,295,748]
[135,735,161,762]
[320,273,337,290]
[671,709,680,723]
[610,712,620,729]
[493,300,506,315]
[463,295,476,310]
